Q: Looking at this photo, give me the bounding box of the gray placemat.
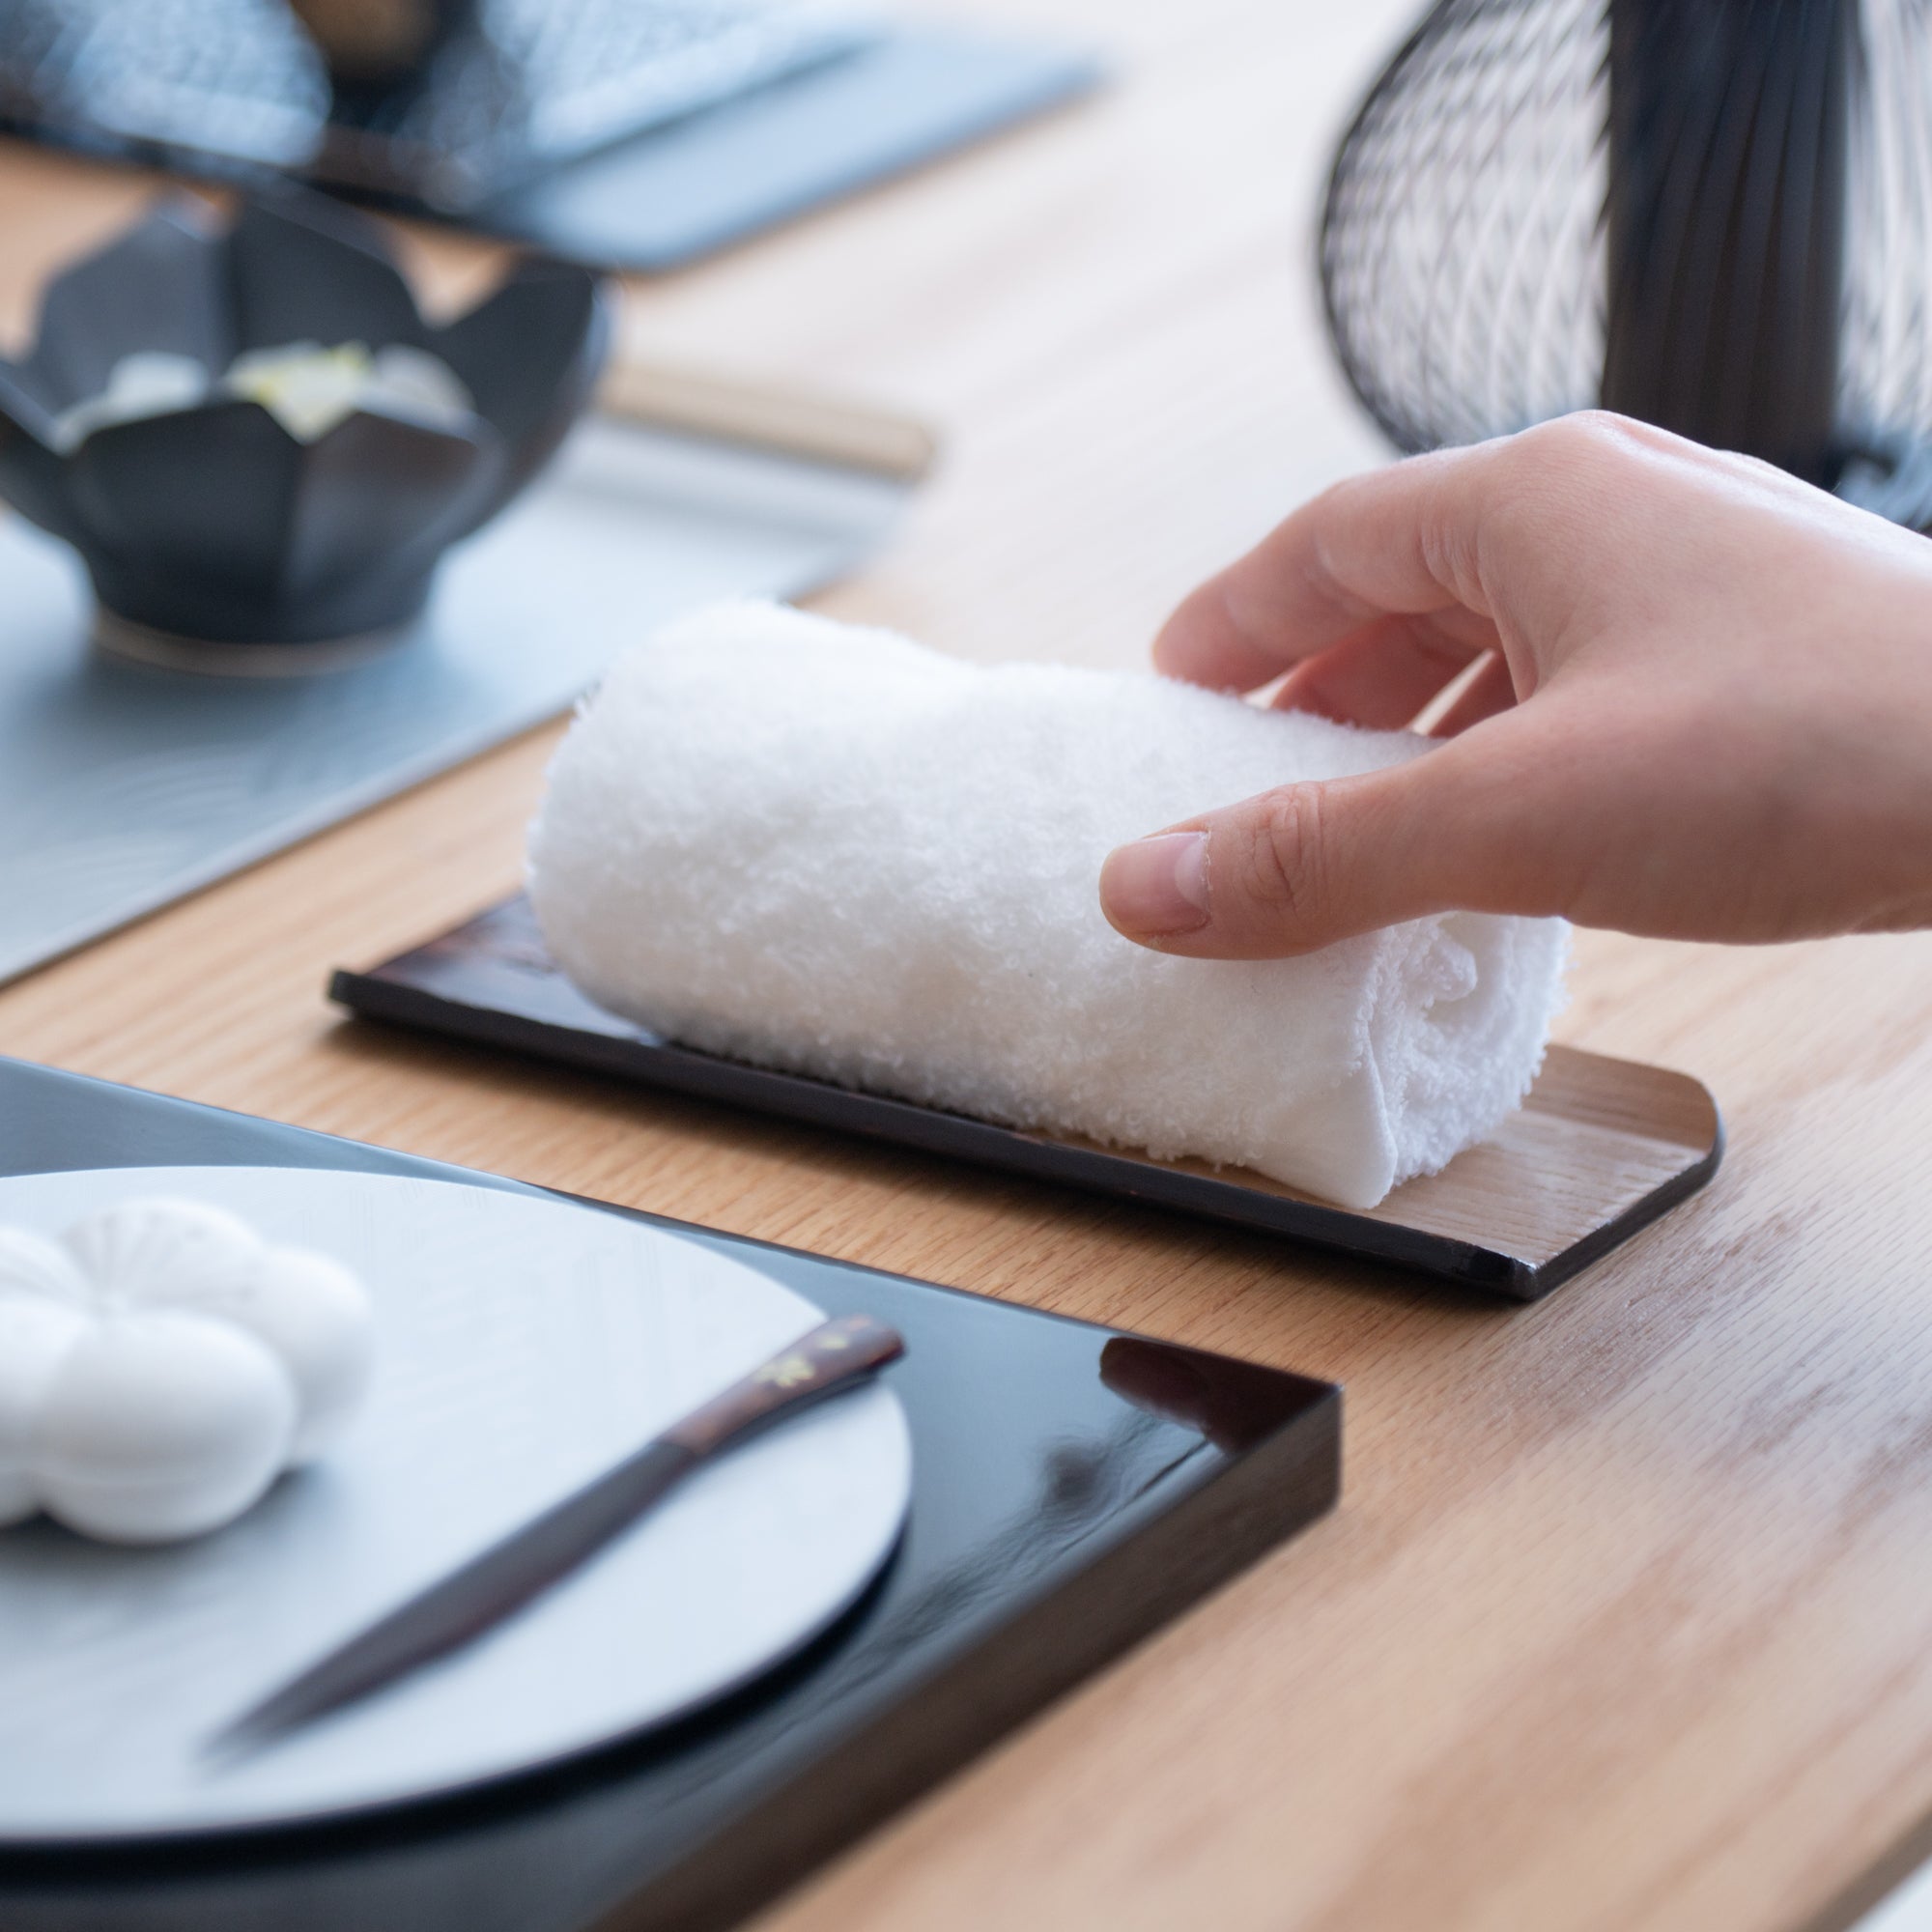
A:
[0,414,908,985]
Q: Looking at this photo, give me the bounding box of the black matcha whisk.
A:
[1320,0,1932,527]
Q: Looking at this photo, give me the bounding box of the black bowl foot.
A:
[92,608,419,678]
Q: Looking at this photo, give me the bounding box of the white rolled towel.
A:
[526,602,1569,1209]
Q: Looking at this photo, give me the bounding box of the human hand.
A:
[1098,412,1932,956]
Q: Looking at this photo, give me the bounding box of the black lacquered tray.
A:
[331,896,1724,1299]
[0,1058,1339,1932]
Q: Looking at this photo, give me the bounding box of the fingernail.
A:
[1100,832,1210,935]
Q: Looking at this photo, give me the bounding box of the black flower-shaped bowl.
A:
[0,189,611,671]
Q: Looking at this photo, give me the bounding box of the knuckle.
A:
[1239,784,1327,928]
[1559,407,1640,446]
[1416,506,1481,607]
[1511,409,1645,479]
[1484,411,1660,567]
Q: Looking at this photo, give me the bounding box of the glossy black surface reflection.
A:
[0,1059,1340,1932]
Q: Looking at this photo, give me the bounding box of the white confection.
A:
[51,342,475,453]
[225,340,474,441]
[179,1246,375,1463]
[49,351,211,452]
[364,344,475,427]
[0,1281,90,1525]
[65,1197,261,1309]
[0,1199,376,1545]
[526,601,1571,1210]
[34,1314,296,1545]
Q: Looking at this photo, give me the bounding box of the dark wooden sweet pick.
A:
[206,1313,906,1762]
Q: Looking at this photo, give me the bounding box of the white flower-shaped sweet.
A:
[0,1199,374,1545]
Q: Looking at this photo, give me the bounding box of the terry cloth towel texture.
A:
[527,602,1569,1208]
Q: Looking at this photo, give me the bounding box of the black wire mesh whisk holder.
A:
[1320,0,1932,527]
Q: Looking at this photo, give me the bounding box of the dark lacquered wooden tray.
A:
[0,1057,1337,1932]
[329,897,1723,1301]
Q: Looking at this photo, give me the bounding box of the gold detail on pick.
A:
[754,1355,815,1389]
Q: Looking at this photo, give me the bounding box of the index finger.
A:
[1153,438,1510,693]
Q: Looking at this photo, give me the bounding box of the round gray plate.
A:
[0,1167,912,1841]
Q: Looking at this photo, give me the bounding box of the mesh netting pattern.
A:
[1321,0,1932,483]
[1841,0,1932,450]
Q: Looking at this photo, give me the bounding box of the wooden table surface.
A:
[3,5,1931,1930]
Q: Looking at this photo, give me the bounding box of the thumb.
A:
[1098,733,1547,957]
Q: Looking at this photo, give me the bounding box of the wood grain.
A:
[1,5,1929,1931]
